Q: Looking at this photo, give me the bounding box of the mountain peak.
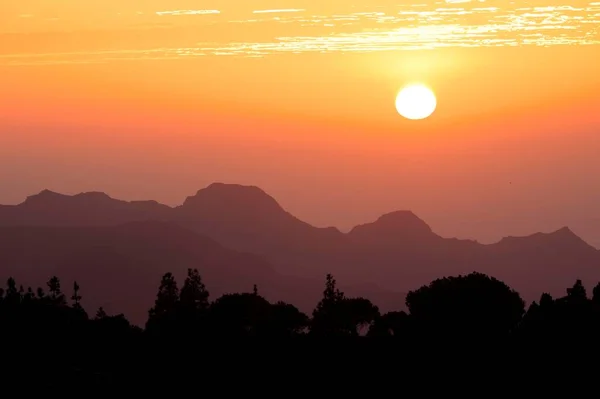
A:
[349,210,435,241]
[23,190,120,207]
[184,183,283,210]
[545,226,590,245]
[551,226,576,236]
[23,189,68,205]
[376,211,431,228]
[204,182,270,196]
[38,189,58,195]
[497,226,591,250]
[179,183,289,224]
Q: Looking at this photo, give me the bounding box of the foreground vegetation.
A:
[3,269,600,339]
[2,269,600,383]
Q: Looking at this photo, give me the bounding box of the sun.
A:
[395,84,437,120]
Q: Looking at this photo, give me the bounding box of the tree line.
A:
[3,269,600,341]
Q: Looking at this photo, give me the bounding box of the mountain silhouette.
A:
[0,189,171,226]
[348,210,439,245]
[0,221,337,325]
[173,183,345,255]
[1,183,599,319]
[485,226,599,298]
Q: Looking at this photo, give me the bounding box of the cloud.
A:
[252,9,306,14]
[1,2,598,64]
[156,10,220,16]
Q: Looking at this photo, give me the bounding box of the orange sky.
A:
[1,0,600,245]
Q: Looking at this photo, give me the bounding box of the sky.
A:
[1,0,600,245]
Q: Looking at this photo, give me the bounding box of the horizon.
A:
[0,182,594,248]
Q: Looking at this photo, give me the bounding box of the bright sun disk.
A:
[395,84,437,120]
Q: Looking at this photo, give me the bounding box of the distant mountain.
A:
[172,183,349,278]
[0,189,171,226]
[349,210,438,244]
[1,183,599,312]
[485,227,600,298]
[0,221,276,325]
[0,220,404,325]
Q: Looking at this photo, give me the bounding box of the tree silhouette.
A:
[540,292,554,307]
[339,297,380,336]
[149,272,179,319]
[71,281,82,309]
[556,279,595,336]
[208,293,271,336]
[311,274,345,336]
[311,274,381,336]
[519,292,555,339]
[310,274,378,336]
[593,282,600,305]
[368,311,411,337]
[176,268,211,336]
[2,266,600,373]
[146,272,180,336]
[406,272,525,339]
[567,279,587,302]
[47,276,66,306]
[322,274,344,304]
[96,307,108,320]
[266,301,309,336]
[6,277,19,302]
[23,287,35,304]
[179,268,209,312]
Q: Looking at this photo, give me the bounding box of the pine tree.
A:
[567,279,587,302]
[47,276,66,306]
[593,282,600,305]
[95,307,108,320]
[319,273,344,308]
[6,277,18,298]
[5,277,20,305]
[180,268,209,312]
[71,281,82,308]
[311,274,346,335]
[149,272,180,318]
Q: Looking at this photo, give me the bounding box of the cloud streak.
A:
[252,9,306,14]
[156,10,220,16]
[1,1,599,65]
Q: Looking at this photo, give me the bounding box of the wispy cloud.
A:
[156,10,220,16]
[252,9,306,14]
[1,1,599,65]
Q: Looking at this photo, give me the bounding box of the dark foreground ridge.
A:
[2,269,600,385]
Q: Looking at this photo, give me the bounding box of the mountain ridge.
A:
[0,220,405,325]
[1,183,599,313]
[0,185,589,248]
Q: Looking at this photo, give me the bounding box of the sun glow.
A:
[395,84,437,120]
